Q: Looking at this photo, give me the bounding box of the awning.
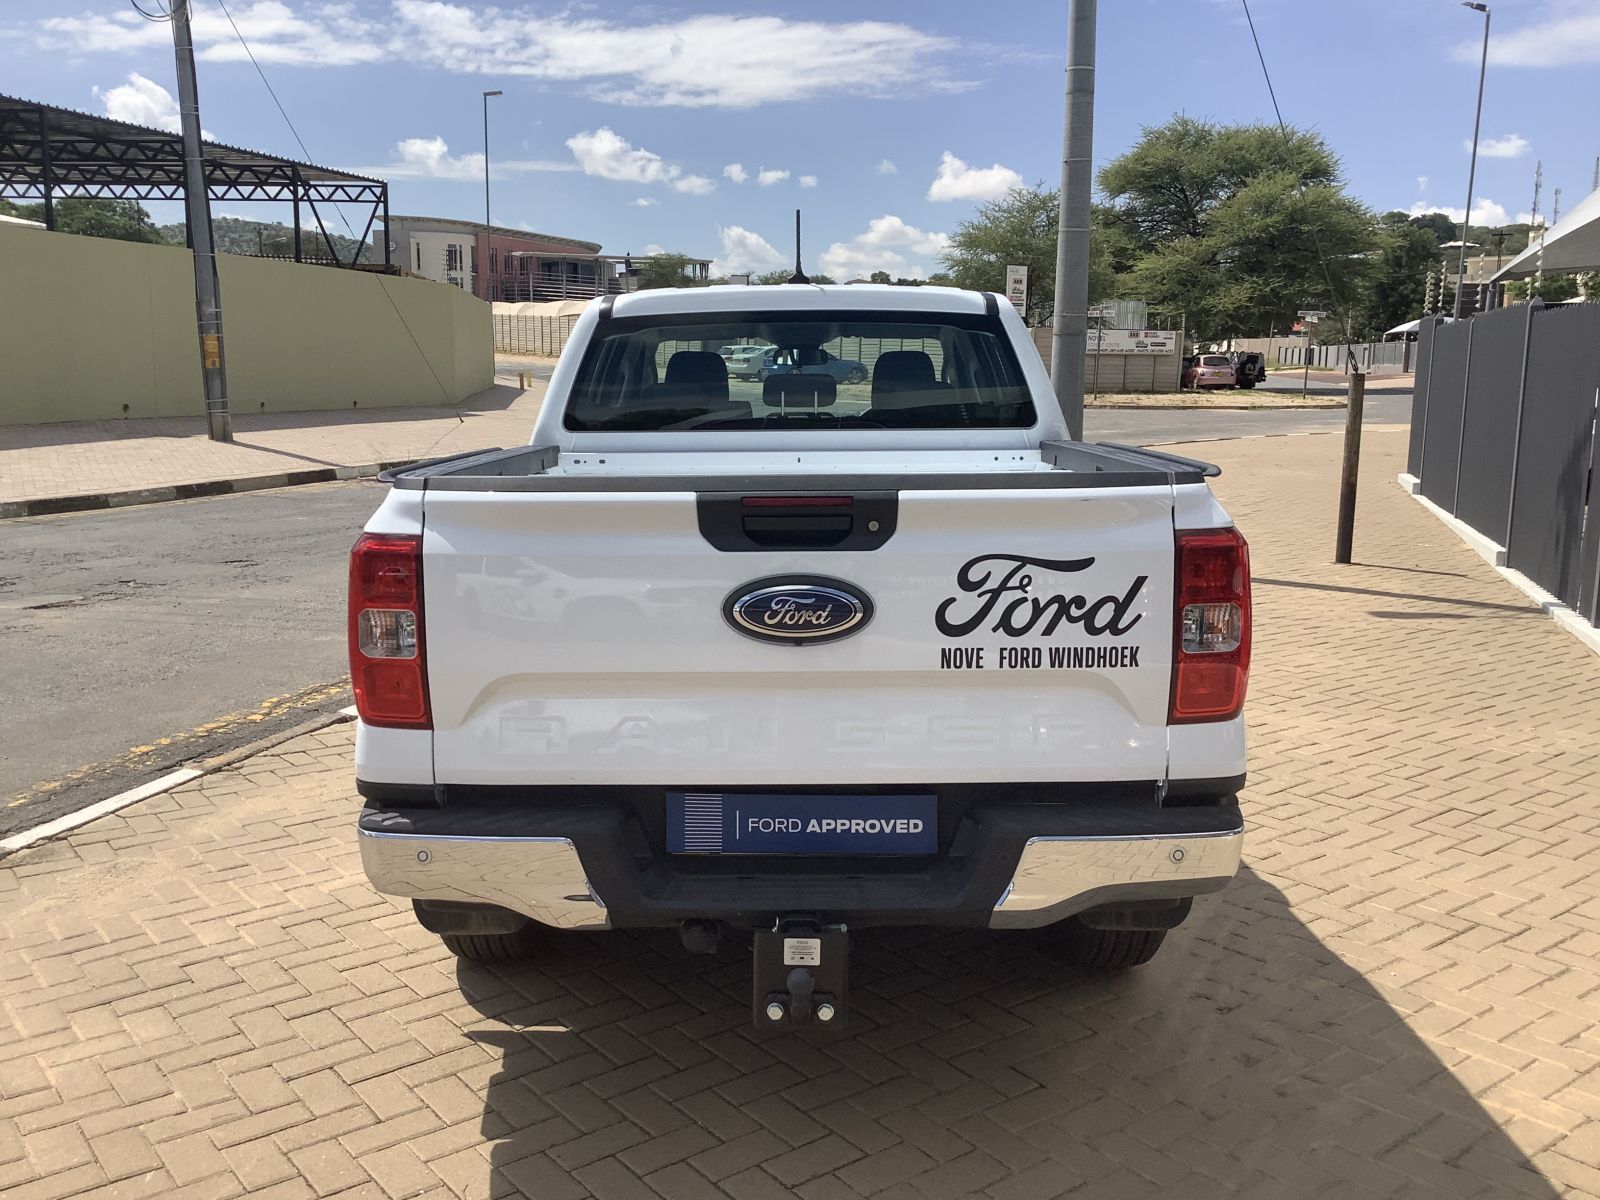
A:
[1385,317,1456,337]
[1492,186,1600,281]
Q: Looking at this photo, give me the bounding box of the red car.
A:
[1183,354,1237,389]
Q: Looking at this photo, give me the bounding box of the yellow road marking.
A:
[7,678,351,808]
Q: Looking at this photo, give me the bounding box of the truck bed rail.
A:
[380,442,1214,493]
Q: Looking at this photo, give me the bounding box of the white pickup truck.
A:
[351,284,1249,1029]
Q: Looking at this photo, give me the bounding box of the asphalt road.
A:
[1086,393,1411,444]
[0,481,384,838]
[2,393,1408,841]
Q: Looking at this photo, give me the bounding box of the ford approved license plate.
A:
[667,792,936,855]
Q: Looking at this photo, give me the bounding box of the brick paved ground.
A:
[3,430,1598,1199]
[0,384,543,503]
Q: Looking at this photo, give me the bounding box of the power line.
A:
[1238,0,1353,346]
[211,0,454,406]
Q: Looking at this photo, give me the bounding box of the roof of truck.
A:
[606,283,996,319]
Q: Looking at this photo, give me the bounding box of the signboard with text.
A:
[1089,329,1178,355]
[1004,265,1028,315]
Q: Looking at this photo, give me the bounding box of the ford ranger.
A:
[351,284,1250,1029]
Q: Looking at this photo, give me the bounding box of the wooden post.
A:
[1334,371,1366,563]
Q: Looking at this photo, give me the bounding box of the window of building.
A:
[445,243,462,272]
[414,241,422,271]
[491,248,498,275]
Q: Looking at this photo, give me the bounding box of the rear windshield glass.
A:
[563,311,1035,432]
[1201,355,1231,366]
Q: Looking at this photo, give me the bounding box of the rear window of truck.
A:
[564,311,1036,432]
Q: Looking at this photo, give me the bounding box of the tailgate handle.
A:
[697,492,899,552]
[741,514,853,548]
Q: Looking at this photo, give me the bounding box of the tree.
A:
[2,198,167,243]
[162,216,372,264]
[1505,273,1582,303]
[636,252,703,289]
[869,270,891,284]
[752,268,836,285]
[940,185,1117,324]
[1347,213,1440,338]
[1097,117,1378,342]
[1408,211,1457,246]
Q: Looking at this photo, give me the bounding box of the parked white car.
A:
[351,284,1251,1030]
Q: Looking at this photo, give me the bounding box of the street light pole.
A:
[482,89,502,300]
[1455,3,1490,319]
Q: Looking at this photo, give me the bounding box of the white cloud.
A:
[567,127,675,184]
[33,5,962,108]
[926,151,1023,202]
[42,1,385,67]
[632,197,659,207]
[799,175,818,188]
[711,225,787,276]
[1468,8,1600,67]
[757,168,790,187]
[1408,199,1512,227]
[1417,175,1429,194]
[92,72,214,137]
[565,127,714,195]
[875,159,898,176]
[364,135,574,180]
[723,163,749,184]
[672,174,716,196]
[820,214,950,281]
[1470,134,1530,159]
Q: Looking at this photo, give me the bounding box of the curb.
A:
[0,709,356,858]
[1396,473,1600,661]
[1087,401,1347,411]
[0,460,418,520]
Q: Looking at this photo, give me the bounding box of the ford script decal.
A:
[724,576,873,645]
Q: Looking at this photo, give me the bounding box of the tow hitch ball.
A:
[753,919,847,1030]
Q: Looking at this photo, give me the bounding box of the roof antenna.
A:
[787,209,810,285]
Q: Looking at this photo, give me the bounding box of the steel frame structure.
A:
[0,94,390,269]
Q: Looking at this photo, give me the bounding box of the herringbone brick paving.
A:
[2,430,1597,1199]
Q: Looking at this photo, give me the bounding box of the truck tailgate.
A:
[421,484,1176,786]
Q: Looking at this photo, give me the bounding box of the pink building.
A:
[382,215,710,302]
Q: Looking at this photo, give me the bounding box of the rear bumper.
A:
[357,783,1243,932]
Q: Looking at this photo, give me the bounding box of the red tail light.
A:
[348,532,430,729]
[1170,527,1251,723]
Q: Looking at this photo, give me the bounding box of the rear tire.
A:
[1056,919,1167,970]
[439,926,546,963]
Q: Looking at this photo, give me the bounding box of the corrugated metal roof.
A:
[0,92,383,186]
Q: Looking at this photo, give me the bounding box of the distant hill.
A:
[158,216,375,264]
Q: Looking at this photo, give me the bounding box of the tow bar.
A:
[753,917,848,1030]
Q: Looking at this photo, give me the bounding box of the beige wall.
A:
[1028,325,1183,393]
[0,224,493,426]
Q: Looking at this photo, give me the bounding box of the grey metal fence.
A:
[1278,340,1411,373]
[1408,304,1600,627]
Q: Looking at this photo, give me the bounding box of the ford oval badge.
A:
[724,576,873,645]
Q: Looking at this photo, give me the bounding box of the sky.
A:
[3,0,1598,278]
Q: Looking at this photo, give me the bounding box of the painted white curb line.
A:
[0,768,202,855]
[1397,474,1600,660]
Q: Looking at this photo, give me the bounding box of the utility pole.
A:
[1454,3,1490,320]
[1048,0,1096,441]
[1334,370,1366,564]
[171,0,230,442]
